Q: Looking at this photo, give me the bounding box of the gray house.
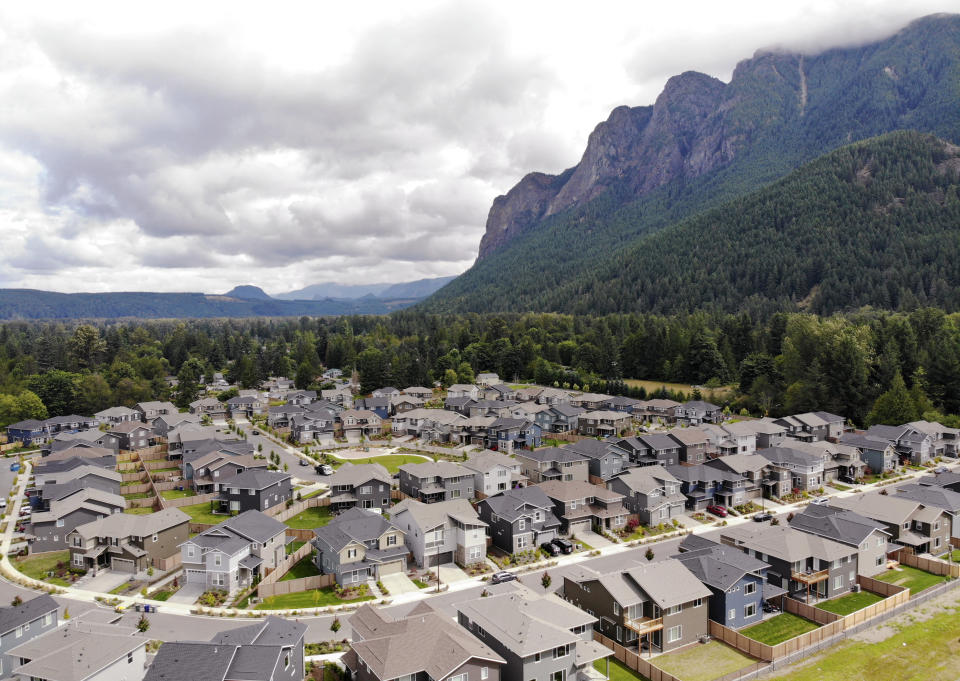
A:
[145,617,306,681]
[180,510,287,594]
[563,560,711,653]
[831,493,952,554]
[513,447,590,484]
[476,486,560,554]
[398,461,475,503]
[218,469,293,514]
[564,439,630,481]
[895,483,960,539]
[29,488,126,553]
[461,450,525,497]
[348,603,505,681]
[33,464,121,500]
[8,620,147,681]
[606,466,685,525]
[326,463,394,512]
[788,505,892,576]
[457,587,611,681]
[673,401,722,426]
[312,507,408,585]
[392,498,488,567]
[0,595,59,679]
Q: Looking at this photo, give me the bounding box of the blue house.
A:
[6,420,47,446]
[667,463,754,510]
[354,396,390,420]
[487,418,541,452]
[676,536,775,629]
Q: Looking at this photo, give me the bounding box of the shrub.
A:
[137,614,150,632]
[10,596,22,606]
[645,547,655,561]
[330,617,341,633]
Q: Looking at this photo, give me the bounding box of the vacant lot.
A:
[655,641,757,681]
[330,454,427,473]
[741,613,820,645]
[875,565,948,593]
[817,590,883,615]
[624,379,732,398]
[284,506,332,530]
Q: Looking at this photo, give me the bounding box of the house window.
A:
[693,598,703,608]
[613,603,621,616]
[728,608,736,621]
[553,645,569,658]
[214,554,222,567]
[744,603,757,618]
[935,521,941,531]
[551,671,565,681]
[665,605,681,616]
[248,488,255,495]
[186,546,196,558]
[744,582,756,595]
[347,548,358,559]
[533,653,541,662]
[667,625,682,643]
[152,533,158,543]
[128,652,134,664]
[15,625,24,638]
[451,489,462,499]
[56,519,64,528]
[935,537,942,549]
[877,536,885,547]
[833,575,843,589]
[518,519,526,530]
[481,668,489,680]
[285,653,290,669]
[517,535,528,549]
[449,674,467,681]
[43,612,52,626]
[387,535,397,546]
[876,555,884,567]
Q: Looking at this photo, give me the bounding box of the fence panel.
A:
[259,541,314,587]
[898,552,960,578]
[782,596,842,625]
[258,574,335,598]
[128,496,159,508]
[162,492,218,509]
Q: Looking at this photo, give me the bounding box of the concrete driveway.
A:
[82,571,133,594]
[379,572,420,596]
[579,529,614,549]
[436,564,471,584]
[167,583,206,605]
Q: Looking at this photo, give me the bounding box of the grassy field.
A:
[160,489,195,500]
[767,604,960,680]
[876,565,948,593]
[741,613,820,645]
[655,641,757,681]
[817,591,883,615]
[279,553,320,581]
[284,506,332,529]
[13,550,72,586]
[179,502,229,525]
[254,586,374,610]
[623,379,732,398]
[594,657,649,681]
[329,454,427,473]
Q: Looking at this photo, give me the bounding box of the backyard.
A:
[329,454,428,473]
[284,506,333,530]
[594,657,648,681]
[741,612,820,645]
[938,549,960,563]
[875,565,948,593]
[654,641,758,681]
[179,501,229,525]
[160,489,195,500]
[279,552,321,581]
[124,507,154,515]
[13,550,74,587]
[254,585,374,610]
[816,591,883,616]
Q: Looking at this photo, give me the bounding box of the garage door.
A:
[378,560,404,575]
[426,552,453,567]
[111,558,136,573]
[185,569,206,583]
[567,519,591,536]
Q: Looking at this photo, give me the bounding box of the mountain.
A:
[425,14,960,313]
[223,285,272,300]
[275,275,457,300]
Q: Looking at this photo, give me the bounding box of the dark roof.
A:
[144,642,236,681]
[919,472,960,488]
[218,510,287,544]
[896,483,960,512]
[788,504,889,546]
[518,447,587,464]
[7,419,45,430]
[225,469,292,491]
[682,401,720,411]
[638,434,680,451]
[480,487,556,522]
[563,439,617,459]
[676,545,769,591]
[212,616,306,647]
[313,508,404,551]
[0,594,58,636]
[550,403,585,417]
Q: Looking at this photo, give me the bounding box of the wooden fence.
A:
[782,596,842,625]
[155,553,182,571]
[128,496,159,508]
[268,495,329,521]
[121,482,154,494]
[163,492,218,509]
[286,528,317,542]
[897,551,960,578]
[258,574,335,598]
[836,578,909,627]
[592,632,683,681]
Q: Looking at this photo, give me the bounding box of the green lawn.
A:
[594,657,649,681]
[938,549,960,563]
[654,641,758,681]
[279,553,321,581]
[124,507,154,515]
[741,612,820,645]
[875,565,949,593]
[254,586,374,610]
[13,550,72,586]
[767,605,960,680]
[160,489,195,500]
[286,540,306,555]
[179,502,229,525]
[827,482,852,491]
[301,488,324,500]
[329,454,426,473]
[817,590,884,615]
[123,492,153,500]
[284,506,332,530]
[413,578,429,589]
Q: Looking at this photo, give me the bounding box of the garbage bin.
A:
[134,604,142,612]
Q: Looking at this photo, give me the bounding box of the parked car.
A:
[762,601,781,613]
[752,512,773,522]
[934,466,950,474]
[540,541,560,557]
[251,430,260,435]
[552,537,574,554]
[490,571,517,585]
[706,504,728,517]
[838,475,858,484]
[315,464,334,476]
[0,499,7,509]
[809,496,830,505]
[9,463,19,472]
[298,458,310,466]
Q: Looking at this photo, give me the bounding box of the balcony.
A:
[624,616,663,635]
[791,568,829,585]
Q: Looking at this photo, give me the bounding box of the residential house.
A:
[706,454,770,494]
[107,421,155,451]
[134,401,178,422]
[563,439,630,482]
[562,560,711,654]
[447,384,480,400]
[715,422,759,456]
[180,510,287,594]
[29,488,126,553]
[603,396,642,414]
[226,395,265,419]
[546,403,586,433]
[614,434,681,467]
[184,451,266,493]
[393,498,488,567]
[535,386,575,406]
[5,420,48,446]
[577,411,631,437]
[666,464,755,511]
[338,409,383,438]
[392,395,425,414]
[919,471,960,494]
[788,504,892,576]
[290,408,338,444]
[461,450,525,497]
[8,621,147,681]
[732,420,787,450]
[145,617,307,681]
[774,413,833,443]
[513,447,589,484]
[569,393,613,411]
[760,446,826,492]
[151,412,200,438]
[312,507,408,585]
[481,384,516,402]
[637,399,681,424]
[664,428,710,464]
[392,408,468,443]
[267,404,305,429]
[606,466,685,526]
[67,508,189,573]
[674,539,771,629]
[33,450,117,478]
[0,595,59,679]
[94,406,139,424]
[321,387,354,406]
[33,464,121,496]
[371,387,400,399]
[188,397,228,420]
[536,480,628,535]
[403,386,434,399]
[353,397,391,420]
[285,389,317,405]
[486,417,541,452]
[398,461,475,503]
[780,440,866,482]
[347,604,504,681]
[476,486,561,554]
[218,470,293,514]
[840,433,898,474]
[719,524,860,601]
[49,429,119,452]
[673,401,722,426]
[895,483,960,539]
[326,463,394,512]
[457,587,611,681]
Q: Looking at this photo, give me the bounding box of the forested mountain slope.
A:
[424,14,960,314]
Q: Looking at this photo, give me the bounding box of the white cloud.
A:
[0,0,953,293]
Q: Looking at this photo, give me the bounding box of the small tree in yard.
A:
[645,547,655,561]
[10,596,22,606]
[331,617,341,633]
[137,614,150,633]
[541,572,552,589]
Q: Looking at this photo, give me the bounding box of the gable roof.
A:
[0,594,58,636]
[720,524,857,562]
[676,545,770,591]
[327,462,392,487]
[610,465,680,493]
[480,486,555,521]
[516,446,587,464]
[10,621,145,681]
[535,480,624,503]
[313,507,403,551]
[895,483,960,513]
[392,498,486,531]
[71,508,188,540]
[788,504,890,547]
[217,510,287,543]
[224,469,292,491]
[461,450,520,473]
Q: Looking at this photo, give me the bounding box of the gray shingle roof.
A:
[676,545,770,591]
[788,504,889,546]
[225,469,292,490]
[0,594,58,637]
[480,486,554,521]
[895,483,960,512]
[313,507,403,551]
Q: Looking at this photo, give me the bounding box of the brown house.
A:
[67,508,189,573]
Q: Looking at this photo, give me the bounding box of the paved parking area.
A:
[379,572,421,595]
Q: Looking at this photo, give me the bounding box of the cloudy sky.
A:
[0,1,953,295]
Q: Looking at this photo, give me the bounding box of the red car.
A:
[706,504,728,517]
